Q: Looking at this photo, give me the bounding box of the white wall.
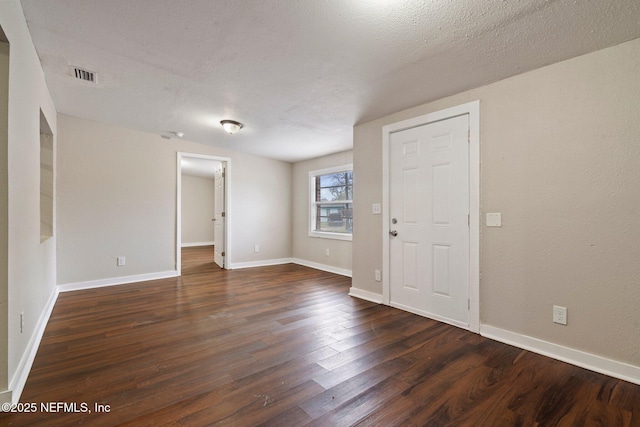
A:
[57,114,293,285]
[353,38,640,372]
[292,150,353,275]
[0,1,58,402]
[181,174,215,246]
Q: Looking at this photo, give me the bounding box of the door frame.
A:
[381,101,480,333]
[176,152,232,275]
[213,162,226,268]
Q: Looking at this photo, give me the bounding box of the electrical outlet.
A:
[486,213,502,227]
[325,248,330,257]
[553,305,567,325]
[254,245,260,253]
[375,270,382,282]
[117,256,126,266]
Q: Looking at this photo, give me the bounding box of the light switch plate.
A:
[372,203,381,215]
[486,213,502,227]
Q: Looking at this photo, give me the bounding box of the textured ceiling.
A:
[20,0,640,162]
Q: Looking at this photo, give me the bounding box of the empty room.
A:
[1,0,639,425]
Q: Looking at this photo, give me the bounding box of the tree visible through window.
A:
[310,165,353,239]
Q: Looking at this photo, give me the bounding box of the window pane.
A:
[320,187,349,201]
[319,172,348,188]
[316,203,353,233]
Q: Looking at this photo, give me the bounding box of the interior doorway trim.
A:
[176,152,232,275]
[381,101,480,333]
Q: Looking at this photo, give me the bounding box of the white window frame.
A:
[309,164,353,241]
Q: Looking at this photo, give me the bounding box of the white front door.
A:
[389,114,470,328]
[214,163,225,268]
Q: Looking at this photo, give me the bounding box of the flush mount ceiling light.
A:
[220,120,244,135]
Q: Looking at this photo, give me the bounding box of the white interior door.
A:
[389,114,470,327]
[214,163,225,268]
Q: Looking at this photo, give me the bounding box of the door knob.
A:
[390,230,398,237]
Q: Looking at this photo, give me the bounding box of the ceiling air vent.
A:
[72,66,96,83]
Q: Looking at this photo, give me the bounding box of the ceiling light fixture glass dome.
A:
[220,120,244,135]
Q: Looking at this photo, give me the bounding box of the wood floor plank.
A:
[299,357,412,419]
[258,405,313,427]
[307,376,411,427]
[2,245,639,426]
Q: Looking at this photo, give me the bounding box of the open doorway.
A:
[176,153,231,275]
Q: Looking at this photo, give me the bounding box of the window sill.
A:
[309,231,352,241]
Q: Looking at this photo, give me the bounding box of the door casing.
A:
[382,101,480,333]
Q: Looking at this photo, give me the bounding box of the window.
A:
[309,164,353,240]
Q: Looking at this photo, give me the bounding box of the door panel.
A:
[402,242,418,290]
[389,115,470,326]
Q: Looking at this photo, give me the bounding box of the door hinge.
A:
[221,251,225,257]
[221,212,225,217]
[222,172,225,178]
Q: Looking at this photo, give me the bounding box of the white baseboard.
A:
[481,325,640,386]
[391,301,469,330]
[348,287,383,304]
[229,258,293,270]
[181,242,214,248]
[9,286,59,403]
[291,258,352,277]
[58,270,179,293]
[227,258,352,279]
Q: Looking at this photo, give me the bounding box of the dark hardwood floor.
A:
[2,246,639,426]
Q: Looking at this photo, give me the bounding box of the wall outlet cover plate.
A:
[486,213,502,227]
